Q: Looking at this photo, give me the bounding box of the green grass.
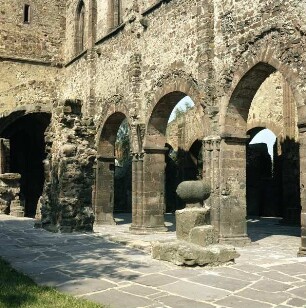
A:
[0,258,104,308]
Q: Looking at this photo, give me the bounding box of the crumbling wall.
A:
[41,100,96,232]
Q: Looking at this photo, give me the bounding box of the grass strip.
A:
[0,258,104,308]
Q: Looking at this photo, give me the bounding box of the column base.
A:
[94,213,116,225]
[94,220,116,226]
[298,247,306,257]
[10,200,24,218]
[219,235,251,247]
[129,225,168,234]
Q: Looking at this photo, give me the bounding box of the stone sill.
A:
[0,55,62,68]
[141,0,173,17]
[95,23,126,46]
[65,49,88,68]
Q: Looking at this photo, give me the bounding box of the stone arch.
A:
[75,0,86,54]
[218,59,301,246]
[247,121,282,139]
[220,53,302,136]
[130,74,206,232]
[95,110,132,225]
[97,111,129,157]
[0,104,52,134]
[95,95,132,149]
[145,72,205,149]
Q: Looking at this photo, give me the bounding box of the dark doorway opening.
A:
[246,127,300,225]
[1,113,51,217]
[246,128,278,217]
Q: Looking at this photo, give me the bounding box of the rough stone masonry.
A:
[0,0,306,257]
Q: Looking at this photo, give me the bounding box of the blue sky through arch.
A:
[249,128,276,158]
[168,96,195,123]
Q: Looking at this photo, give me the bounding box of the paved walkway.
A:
[0,214,306,308]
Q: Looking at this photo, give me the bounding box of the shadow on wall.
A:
[165,141,203,213]
[246,136,300,225]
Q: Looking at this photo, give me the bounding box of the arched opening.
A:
[143,93,201,229]
[0,113,51,217]
[76,0,86,54]
[247,128,280,217]
[221,63,300,244]
[95,112,132,225]
[108,0,122,31]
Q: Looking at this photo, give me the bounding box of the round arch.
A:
[144,73,205,149]
[0,105,51,134]
[95,111,132,225]
[218,58,301,246]
[220,53,303,136]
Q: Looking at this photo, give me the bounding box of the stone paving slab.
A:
[235,287,291,305]
[57,278,117,295]
[215,295,273,308]
[157,295,215,308]
[83,289,155,308]
[0,215,306,308]
[189,274,252,292]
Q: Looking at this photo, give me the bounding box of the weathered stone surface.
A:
[0,173,23,217]
[176,181,211,205]
[0,0,305,259]
[0,173,21,181]
[189,225,218,247]
[152,240,239,266]
[176,207,210,241]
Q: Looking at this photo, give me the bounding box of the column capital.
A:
[220,133,250,144]
[203,136,221,151]
[132,152,145,160]
[298,105,306,132]
[96,155,115,162]
[143,146,168,154]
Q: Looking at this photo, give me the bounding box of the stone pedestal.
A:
[152,180,239,266]
[176,207,210,240]
[0,173,23,217]
[189,225,218,247]
[152,241,239,266]
[10,200,24,217]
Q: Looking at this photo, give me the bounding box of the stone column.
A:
[130,147,167,233]
[218,135,251,246]
[298,108,306,256]
[130,152,144,231]
[95,155,116,225]
[203,136,221,232]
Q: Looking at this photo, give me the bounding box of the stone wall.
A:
[62,0,200,121]
[0,0,65,62]
[0,0,306,255]
[0,0,64,113]
[0,61,59,113]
